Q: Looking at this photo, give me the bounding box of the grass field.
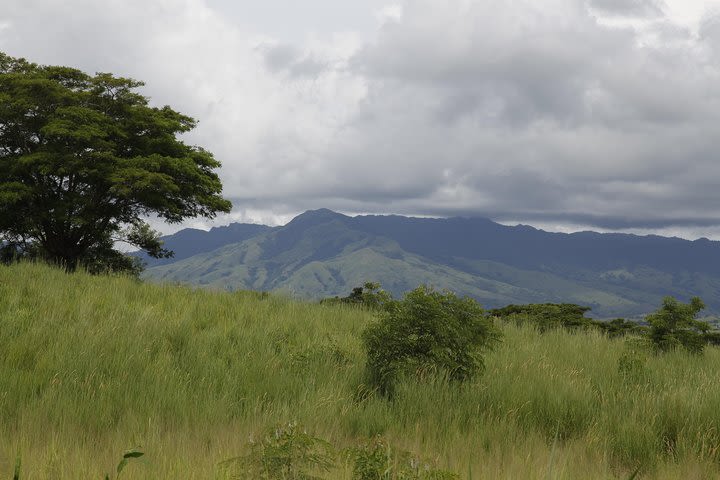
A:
[1,263,719,479]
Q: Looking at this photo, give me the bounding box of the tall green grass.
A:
[1,263,719,478]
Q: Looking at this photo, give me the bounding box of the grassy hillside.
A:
[1,263,720,478]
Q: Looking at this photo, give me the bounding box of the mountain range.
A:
[140,209,720,318]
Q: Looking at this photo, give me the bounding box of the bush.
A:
[489,303,594,332]
[221,423,335,479]
[344,438,458,480]
[322,282,393,310]
[646,296,710,354]
[362,286,500,396]
[704,330,720,346]
[594,318,648,338]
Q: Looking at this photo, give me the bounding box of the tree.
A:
[321,282,393,310]
[0,52,231,273]
[489,303,594,332]
[362,286,500,397]
[646,296,709,354]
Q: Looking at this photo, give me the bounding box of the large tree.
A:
[0,52,232,273]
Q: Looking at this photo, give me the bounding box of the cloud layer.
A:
[1,0,719,237]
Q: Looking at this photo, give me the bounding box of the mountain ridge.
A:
[141,209,720,318]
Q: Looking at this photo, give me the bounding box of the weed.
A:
[221,423,335,479]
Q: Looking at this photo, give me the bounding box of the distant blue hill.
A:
[138,223,271,267]
[141,209,720,318]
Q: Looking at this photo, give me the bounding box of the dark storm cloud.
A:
[2,0,719,238]
[317,0,720,235]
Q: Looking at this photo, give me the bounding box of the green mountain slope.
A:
[144,213,655,317]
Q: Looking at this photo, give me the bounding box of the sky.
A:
[1,0,720,239]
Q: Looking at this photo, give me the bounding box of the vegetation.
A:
[343,437,458,479]
[221,422,335,479]
[595,318,648,338]
[646,296,710,354]
[490,303,658,339]
[2,263,720,478]
[362,286,500,396]
[489,303,595,332]
[321,282,393,310]
[0,52,231,273]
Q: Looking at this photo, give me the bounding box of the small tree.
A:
[646,296,709,354]
[221,423,335,479]
[362,286,500,396]
[0,52,231,273]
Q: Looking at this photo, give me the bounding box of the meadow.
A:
[1,263,719,479]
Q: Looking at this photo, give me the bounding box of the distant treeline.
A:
[324,283,720,349]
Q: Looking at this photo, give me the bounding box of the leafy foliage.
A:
[222,423,335,479]
[322,282,393,310]
[594,318,648,338]
[617,348,648,382]
[362,286,500,396]
[343,438,458,480]
[0,52,231,273]
[645,296,710,354]
[704,330,720,346]
[489,303,595,332]
[104,448,144,480]
[491,303,649,338]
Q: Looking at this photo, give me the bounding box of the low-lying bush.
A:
[222,424,459,479]
[343,437,458,480]
[221,422,335,479]
[362,286,501,396]
[489,303,595,332]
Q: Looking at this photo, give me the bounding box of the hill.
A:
[137,222,271,267]
[1,263,720,478]
[142,209,720,318]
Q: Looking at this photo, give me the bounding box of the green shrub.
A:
[489,303,594,332]
[594,318,648,338]
[617,348,648,382]
[344,438,458,480]
[362,286,500,396]
[322,282,393,310]
[704,330,720,346]
[645,296,710,354]
[221,423,335,479]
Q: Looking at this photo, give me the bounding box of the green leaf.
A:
[116,457,128,474]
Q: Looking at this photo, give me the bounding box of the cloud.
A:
[589,0,666,18]
[1,0,720,238]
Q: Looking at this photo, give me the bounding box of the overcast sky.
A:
[2,0,720,238]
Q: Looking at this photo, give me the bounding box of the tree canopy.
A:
[0,52,231,273]
[646,296,709,354]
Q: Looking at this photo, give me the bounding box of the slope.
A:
[144,210,659,317]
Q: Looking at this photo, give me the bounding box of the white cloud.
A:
[375,4,403,23]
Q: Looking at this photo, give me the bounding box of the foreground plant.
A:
[343,437,458,480]
[221,422,335,479]
[362,286,501,396]
[105,448,144,480]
